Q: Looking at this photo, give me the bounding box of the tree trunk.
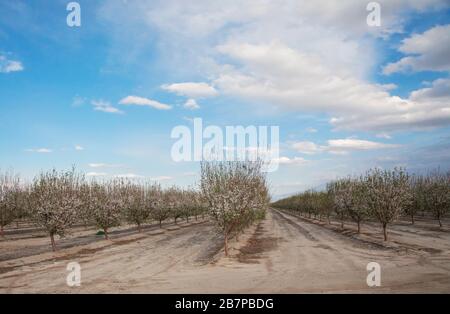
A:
[340,218,344,229]
[383,223,388,241]
[50,232,56,252]
[0,225,4,238]
[224,233,229,257]
[159,219,162,228]
[104,228,109,240]
[411,213,415,225]
[438,214,442,228]
[327,216,331,224]
[357,220,361,234]
[137,223,142,233]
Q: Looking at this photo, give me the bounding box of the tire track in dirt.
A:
[271,209,318,242]
[272,209,408,270]
[271,209,364,275]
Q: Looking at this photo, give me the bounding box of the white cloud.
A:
[119,96,172,110]
[273,156,309,165]
[75,145,84,151]
[383,24,450,74]
[115,173,144,179]
[86,172,107,177]
[25,148,52,153]
[292,139,400,155]
[410,78,450,101]
[183,98,200,110]
[91,100,124,114]
[334,78,450,131]
[214,41,413,117]
[291,141,323,155]
[0,55,24,73]
[332,107,450,132]
[162,82,218,98]
[327,139,399,151]
[150,176,173,181]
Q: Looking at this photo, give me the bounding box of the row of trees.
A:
[0,169,207,251]
[272,168,450,241]
[1,161,270,254]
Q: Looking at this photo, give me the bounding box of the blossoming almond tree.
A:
[78,182,95,228]
[327,182,347,229]
[0,171,20,237]
[201,160,269,256]
[29,168,83,251]
[364,168,412,241]
[423,170,450,227]
[317,191,333,224]
[333,177,369,233]
[163,187,183,224]
[149,185,173,228]
[405,175,426,225]
[89,180,123,240]
[122,181,159,232]
[180,189,193,223]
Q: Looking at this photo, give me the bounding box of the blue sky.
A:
[1,0,449,198]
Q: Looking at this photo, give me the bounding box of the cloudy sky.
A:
[0,0,449,198]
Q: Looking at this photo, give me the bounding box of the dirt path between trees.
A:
[1,209,449,293]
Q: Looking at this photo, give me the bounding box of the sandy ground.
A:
[0,209,449,293]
